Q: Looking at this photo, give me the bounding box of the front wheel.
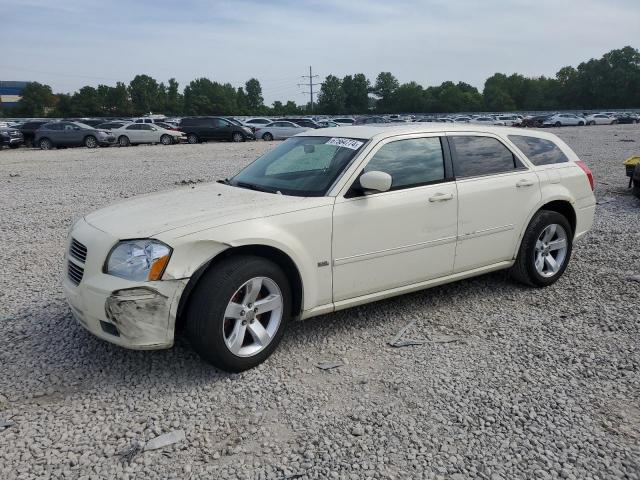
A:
[118,135,130,147]
[160,134,172,145]
[187,133,199,144]
[510,211,573,287]
[578,121,585,126]
[186,256,292,372]
[554,121,562,127]
[39,138,53,150]
[262,132,273,141]
[232,132,244,143]
[84,135,98,148]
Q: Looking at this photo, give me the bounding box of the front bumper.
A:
[63,219,187,349]
[98,136,116,146]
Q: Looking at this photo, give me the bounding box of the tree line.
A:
[5,46,639,118]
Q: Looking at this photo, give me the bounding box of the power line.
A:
[297,66,321,113]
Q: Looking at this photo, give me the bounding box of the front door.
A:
[332,135,458,302]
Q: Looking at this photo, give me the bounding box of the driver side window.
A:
[363,137,446,190]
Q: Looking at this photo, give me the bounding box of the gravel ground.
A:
[1,126,639,479]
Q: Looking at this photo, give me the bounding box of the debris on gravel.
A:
[0,127,639,479]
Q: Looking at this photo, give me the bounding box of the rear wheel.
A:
[554,121,562,127]
[186,255,291,372]
[510,210,573,287]
[232,132,244,143]
[187,133,199,144]
[39,138,53,150]
[118,135,130,147]
[84,135,98,148]
[160,134,172,145]
[262,132,273,141]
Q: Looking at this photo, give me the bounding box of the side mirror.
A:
[359,170,392,193]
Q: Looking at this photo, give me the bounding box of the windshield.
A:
[230,136,367,197]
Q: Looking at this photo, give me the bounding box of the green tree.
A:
[128,74,161,114]
[245,78,264,113]
[373,72,399,112]
[483,73,516,111]
[317,75,346,114]
[165,78,182,115]
[342,73,370,113]
[16,82,56,116]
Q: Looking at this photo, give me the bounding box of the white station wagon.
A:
[64,125,596,371]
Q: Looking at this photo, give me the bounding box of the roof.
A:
[300,123,557,141]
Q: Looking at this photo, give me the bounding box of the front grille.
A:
[68,260,84,286]
[69,238,87,263]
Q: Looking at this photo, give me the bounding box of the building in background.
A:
[0,81,28,108]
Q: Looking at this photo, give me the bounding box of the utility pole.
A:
[298,66,320,113]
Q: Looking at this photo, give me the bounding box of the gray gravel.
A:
[1,126,639,479]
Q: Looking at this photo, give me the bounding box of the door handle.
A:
[428,192,454,202]
[516,179,535,188]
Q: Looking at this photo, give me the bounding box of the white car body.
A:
[585,114,616,125]
[243,118,272,128]
[496,115,522,126]
[543,114,586,127]
[112,123,185,145]
[332,118,355,126]
[63,124,596,365]
[255,121,308,140]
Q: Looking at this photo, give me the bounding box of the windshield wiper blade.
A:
[235,181,275,193]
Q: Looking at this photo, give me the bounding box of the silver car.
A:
[254,121,308,141]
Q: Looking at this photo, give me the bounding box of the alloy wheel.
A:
[534,224,568,278]
[222,276,283,357]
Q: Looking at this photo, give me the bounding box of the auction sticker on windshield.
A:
[326,138,364,150]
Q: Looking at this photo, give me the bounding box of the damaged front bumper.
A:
[63,219,187,350]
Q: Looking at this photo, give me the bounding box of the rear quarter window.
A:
[450,136,522,178]
[508,135,569,166]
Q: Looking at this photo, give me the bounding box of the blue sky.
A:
[2,0,639,105]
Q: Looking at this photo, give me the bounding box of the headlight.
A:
[1,131,8,137]
[105,239,171,281]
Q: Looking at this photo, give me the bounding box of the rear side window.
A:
[450,136,522,178]
[508,135,569,166]
[364,137,445,190]
[46,123,63,131]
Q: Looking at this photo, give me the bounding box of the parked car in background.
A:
[316,120,341,128]
[355,116,388,125]
[332,118,355,126]
[254,121,308,140]
[0,127,24,149]
[453,116,472,123]
[133,116,167,124]
[495,114,522,126]
[521,114,552,128]
[178,117,255,143]
[614,113,639,124]
[152,121,180,131]
[585,113,617,125]
[19,120,49,147]
[112,123,185,146]
[542,113,586,127]
[281,118,321,129]
[243,118,272,130]
[35,122,116,149]
[63,124,595,371]
[471,116,506,126]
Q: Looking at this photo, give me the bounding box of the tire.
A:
[39,138,53,150]
[633,180,640,199]
[118,135,130,147]
[587,121,595,126]
[578,121,584,126]
[187,133,199,144]
[510,210,573,287]
[186,255,292,372]
[9,144,19,149]
[611,120,618,125]
[84,135,98,148]
[232,132,244,143]
[554,121,562,127]
[262,132,273,141]
[160,134,172,145]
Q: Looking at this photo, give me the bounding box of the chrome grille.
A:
[67,260,84,286]
[69,238,87,263]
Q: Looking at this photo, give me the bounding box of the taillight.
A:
[575,160,594,191]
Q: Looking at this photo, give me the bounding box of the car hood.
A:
[84,182,324,239]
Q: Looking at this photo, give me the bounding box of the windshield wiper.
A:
[217,178,231,185]
[235,181,275,194]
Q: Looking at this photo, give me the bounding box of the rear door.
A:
[449,133,541,272]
